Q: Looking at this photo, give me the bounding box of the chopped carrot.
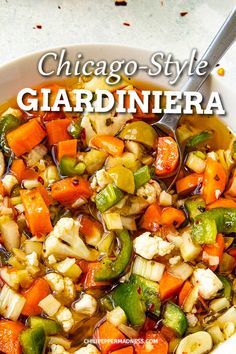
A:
[20,189,53,236]
[79,215,103,245]
[7,119,46,157]
[111,347,134,354]
[0,320,25,354]
[21,278,50,316]
[0,181,5,197]
[159,271,183,301]
[202,234,225,271]
[208,198,236,209]
[90,135,124,157]
[176,173,203,194]
[79,261,111,289]
[225,170,236,198]
[11,159,38,182]
[141,203,162,232]
[160,207,185,227]
[46,118,71,145]
[155,137,179,176]
[94,321,126,354]
[179,281,193,307]
[35,184,53,206]
[136,331,168,354]
[202,158,227,204]
[51,177,92,204]
[57,139,77,161]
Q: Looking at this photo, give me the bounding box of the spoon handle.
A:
[156,6,236,132]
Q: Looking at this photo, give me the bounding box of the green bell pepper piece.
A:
[192,208,236,244]
[67,119,83,138]
[28,316,61,335]
[110,274,160,326]
[59,156,86,177]
[95,183,124,212]
[163,302,187,337]
[218,275,232,301]
[185,196,206,221]
[187,130,213,148]
[134,166,153,189]
[0,114,21,155]
[94,229,132,281]
[119,121,157,148]
[20,327,45,354]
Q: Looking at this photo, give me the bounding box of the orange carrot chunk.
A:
[178,281,193,307]
[0,320,25,354]
[94,321,126,354]
[160,207,185,228]
[7,119,46,157]
[57,139,77,161]
[155,137,179,176]
[21,278,50,316]
[20,189,53,236]
[90,135,124,157]
[176,173,203,194]
[159,271,184,301]
[11,159,38,182]
[111,347,134,354]
[79,261,111,289]
[202,234,225,271]
[46,118,71,145]
[202,158,227,204]
[51,176,92,204]
[207,198,236,209]
[141,203,162,232]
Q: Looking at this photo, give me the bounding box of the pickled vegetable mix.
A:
[0,76,236,354]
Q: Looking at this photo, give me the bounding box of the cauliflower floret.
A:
[43,218,98,261]
[56,306,74,332]
[74,345,100,354]
[169,255,181,265]
[91,169,112,192]
[133,232,174,259]
[192,269,223,299]
[45,273,76,302]
[136,180,161,204]
[186,313,198,327]
[50,344,68,354]
[2,175,18,194]
[74,294,97,317]
[48,255,57,265]
[27,144,47,167]
[26,252,39,267]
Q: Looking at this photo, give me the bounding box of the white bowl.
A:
[0,44,235,353]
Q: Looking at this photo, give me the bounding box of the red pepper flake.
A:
[33,24,42,29]
[37,176,44,185]
[180,12,188,17]
[58,5,61,9]
[115,0,127,6]
[123,22,130,27]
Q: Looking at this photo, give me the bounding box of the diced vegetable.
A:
[59,156,86,177]
[134,165,153,189]
[136,331,168,354]
[21,278,51,316]
[178,281,193,308]
[185,196,205,220]
[132,255,165,282]
[176,173,203,194]
[67,118,83,138]
[83,149,108,174]
[218,275,232,301]
[107,306,127,327]
[202,233,224,270]
[106,152,141,172]
[169,263,193,282]
[119,121,157,148]
[163,302,187,337]
[160,207,185,227]
[217,306,236,327]
[7,119,46,157]
[20,189,53,236]
[94,230,132,281]
[209,297,230,312]
[81,261,111,289]
[95,184,124,212]
[159,272,184,301]
[20,327,45,354]
[51,176,92,204]
[103,212,123,230]
[155,137,179,176]
[46,118,71,145]
[176,331,212,354]
[0,319,25,354]
[0,284,26,321]
[186,152,206,173]
[79,215,103,246]
[11,159,38,182]
[54,258,82,280]
[94,321,126,354]
[208,198,236,209]
[187,130,213,148]
[0,114,21,155]
[57,139,77,161]
[111,347,134,354]
[0,219,20,251]
[91,135,124,157]
[141,203,161,232]
[202,158,227,204]
[207,325,224,345]
[108,165,135,194]
[28,316,61,335]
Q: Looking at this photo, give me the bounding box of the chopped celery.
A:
[103,212,123,230]
[20,327,45,354]
[28,316,61,335]
[187,130,213,148]
[132,256,164,282]
[185,196,206,220]
[95,184,124,212]
[97,231,115,255]
[134,165,153,189]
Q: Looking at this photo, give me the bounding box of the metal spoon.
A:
[152,6,236,189]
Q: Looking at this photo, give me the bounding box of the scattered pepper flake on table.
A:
[180,12,188,17]
[123,22,130,26]
[115,0,127,6]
